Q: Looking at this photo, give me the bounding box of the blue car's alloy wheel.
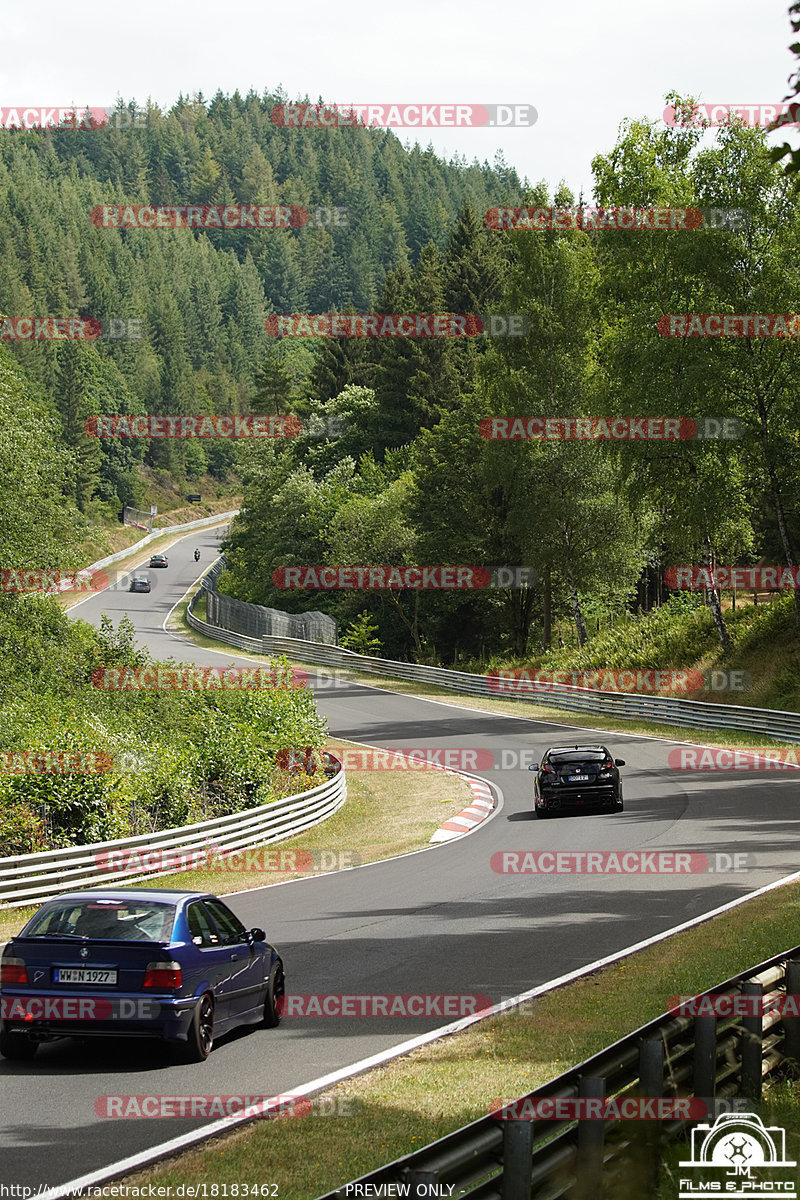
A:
[182,994,214,1062]
[263,963,284,1028]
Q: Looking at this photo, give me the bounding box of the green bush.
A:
[0,800,46,857]
[0,597,328,854]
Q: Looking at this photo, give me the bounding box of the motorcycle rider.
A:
[194,548,200,562]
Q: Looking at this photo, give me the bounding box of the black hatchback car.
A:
[529,745,625,818]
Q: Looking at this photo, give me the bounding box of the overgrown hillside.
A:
[0,93,524,527]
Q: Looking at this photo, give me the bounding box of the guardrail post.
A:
[575,1076,605,1199]
[407,1168,437,1194]
[502,1119,534,1200]
[740,981,763,1101]
[636,1037,664,1191]
[639,1036,664,1097]
[783,960,800,1070]
[693,1014,717,1110]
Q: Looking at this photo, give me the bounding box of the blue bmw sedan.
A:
[0,889,284,1063]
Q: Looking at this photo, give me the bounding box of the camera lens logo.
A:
[679,1112,796,1198]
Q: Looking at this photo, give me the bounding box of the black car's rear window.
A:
[549,749,608,763]
[22,899,176,942]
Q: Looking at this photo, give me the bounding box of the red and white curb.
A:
[430,778,494,842]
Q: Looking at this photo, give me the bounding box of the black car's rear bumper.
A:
[537,786,619,810]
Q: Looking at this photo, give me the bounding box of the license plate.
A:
[53,968,118,985]
[569,774,590,782]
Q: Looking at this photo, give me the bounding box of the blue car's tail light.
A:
[143,961,182,990]
[0,957,28,985]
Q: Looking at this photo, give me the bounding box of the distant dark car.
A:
[0,890,284,1063]
[148,554,168,568]
[529,745,626,818]
[129,576,151,593]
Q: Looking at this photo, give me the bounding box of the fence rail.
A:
[0,757,345,910]
[317,947,800,1199]
[188,567,800,743]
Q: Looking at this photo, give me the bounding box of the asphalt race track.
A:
[2,529,799,1191]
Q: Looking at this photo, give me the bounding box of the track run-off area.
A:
[3,527,799,1193]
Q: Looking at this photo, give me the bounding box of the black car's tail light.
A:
[541,762,555,773]
[143,961,182,989]
[1,957,29,985]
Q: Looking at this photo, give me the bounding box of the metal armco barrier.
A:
[194,558,337,643]
[0,758,345,910]
[317,948,800,1200]
[188,565,800,743]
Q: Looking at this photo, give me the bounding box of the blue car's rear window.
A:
[23,899,176,942]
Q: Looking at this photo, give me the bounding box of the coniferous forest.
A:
[2,90,800,670]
